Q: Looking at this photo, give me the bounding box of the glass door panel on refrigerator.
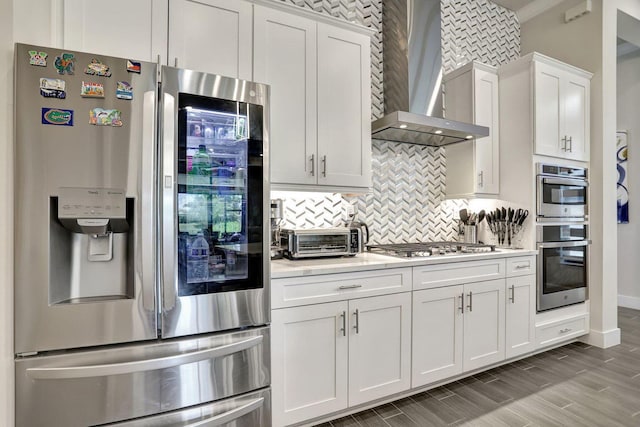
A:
[161,67,270,338]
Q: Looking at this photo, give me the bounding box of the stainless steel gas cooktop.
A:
[366,242,496,258]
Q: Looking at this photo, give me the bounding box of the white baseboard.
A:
[581,328,621,348]
[618,294,640,310]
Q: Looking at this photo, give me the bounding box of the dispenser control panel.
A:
[58,187,126,219]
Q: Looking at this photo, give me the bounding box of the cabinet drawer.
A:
[536,314,588,348]
[506,256,536,277]
[272,268,412,308]
[413,259,505,291]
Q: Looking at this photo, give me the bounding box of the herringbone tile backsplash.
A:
[273,0,519,244]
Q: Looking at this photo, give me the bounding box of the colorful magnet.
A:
[28,50,47,67]
[54,52,75,75]
[39,78,66,99]
[41,108,73,126]
[116,81,133,100]
[84,58,112,77]
[126,60,141,73]
[80,81,105,98]
[89,108,122,127]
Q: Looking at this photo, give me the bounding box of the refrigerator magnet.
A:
[28,50,47,67]
[41,108,73,126]
[81,81,105,98]
[90,108,123,127]
[126,60,141,73]
[54,53,75,75]
[115,81,133,100]
[39,78,66,99]
[84,58,112,77]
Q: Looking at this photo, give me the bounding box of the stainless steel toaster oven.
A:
[280,228,362,259]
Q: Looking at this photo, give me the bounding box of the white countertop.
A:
[271,248,537,279]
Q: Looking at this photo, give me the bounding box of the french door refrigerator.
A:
[14,43,271,427]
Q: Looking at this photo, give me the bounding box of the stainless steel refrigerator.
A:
[14,43,271,426]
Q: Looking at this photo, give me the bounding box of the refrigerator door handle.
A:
[183,397,264,427]
[141,91,157,312]
[161,92,177,311]
[25,335,263,380]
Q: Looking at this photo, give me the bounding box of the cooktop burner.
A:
[366,241,496,257]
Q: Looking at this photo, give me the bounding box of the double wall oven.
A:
[536,163,590,312]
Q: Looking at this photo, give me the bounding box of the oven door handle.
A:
[541,177,588,187]
[538,240,591,248]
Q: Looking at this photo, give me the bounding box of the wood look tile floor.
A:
[314,307,640,427]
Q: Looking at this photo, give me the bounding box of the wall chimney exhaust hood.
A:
[372,0,489,146]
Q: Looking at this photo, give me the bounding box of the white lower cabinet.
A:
[272,293,411,426]
[463,279,506,371]
[412,279,506,388]
[412,285,464,386]
[505,275,536,358]
[348,293,412,406]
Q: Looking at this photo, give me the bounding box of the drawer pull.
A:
[340,311,346,336]
[559,328,572,334]
[509,284,515,303]
[338,284,363,290]
[515,264,528,270]
[459,293,465,314]
[467,291,473,312]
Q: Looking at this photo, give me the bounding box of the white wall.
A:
[617,50,640,308]
[520,0,621,347]
[1,0,13,424]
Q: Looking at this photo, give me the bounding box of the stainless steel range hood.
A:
[372,0,489,146]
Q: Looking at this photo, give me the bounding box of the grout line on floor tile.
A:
[632,372,640,379]
[561,402,574,410]
[632,410,640,418]
[604,357,615,363]
[598,386,611,392]
[484,377,499,384]
[576,369,587,374]
[557,354,568,360]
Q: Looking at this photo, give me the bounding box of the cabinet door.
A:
[168,0,252,79]
[317,23,371,189]
[253,6,317,186]
[271,302,348,427]
[473,68,499,194]
[505,275,536,358]
[534,62,562,157]
[63,0,168,62]
[463,279,505,371]
[563,74,590,161]
[349,293,411,406]
[412,286,463,388]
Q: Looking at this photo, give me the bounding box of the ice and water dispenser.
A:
[49,187,134,304]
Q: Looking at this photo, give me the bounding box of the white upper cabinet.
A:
[534,61,590,161]
[255,7,372,191]
[253,6,317,186]
[444,61,500,198]
[499,52,591,163]
[316,23,372,189]
[62,0,168,63]
[169,0,252,79]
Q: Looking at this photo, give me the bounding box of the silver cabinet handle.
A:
[561,136,567,151]
[174,57,179,67]
[478,170,484,187]
[338,284,362,290]
[184,397,264,427]
[515,264,528,270]
[353,309,360,334]
[559,328,572,334]
[509,284,515,303]
[459,293,465,314]
[467,291,473,312]
[26,335,263,380]
[309,154,315,176]
[340,311,346,336]
[322,155,327,177]
[568,136,573,152]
